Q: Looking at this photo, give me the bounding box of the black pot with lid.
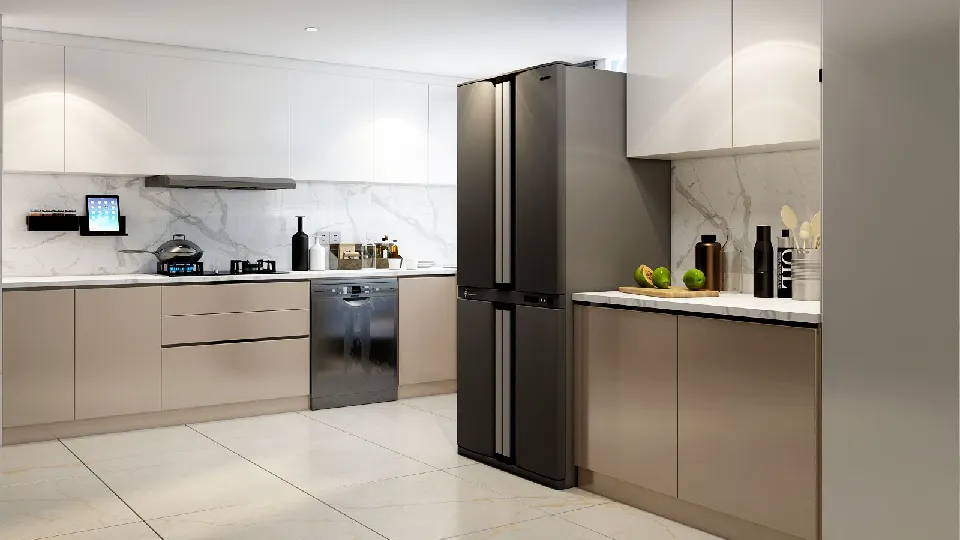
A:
[119,234,204,264]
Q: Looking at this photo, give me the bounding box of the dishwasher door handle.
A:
[342,297,371,307]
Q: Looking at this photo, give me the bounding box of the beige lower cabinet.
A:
[677,316,818,540]
[75,287,161,419]
[576,306,678,497]
[398,276,456,387]
[2,289,75,428]
[162,338,309,410]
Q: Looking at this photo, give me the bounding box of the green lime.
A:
[652,267,671,289]
[683,268,706,290]
[634,265,654,288]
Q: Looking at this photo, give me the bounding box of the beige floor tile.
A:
[447,464,608,514]
[57,522,160,539]
[0,475,139,540]
[0,441,90,488]
[189,412,346,449]
[400,393,457,420]
[92,450,304,520]
[560,502,724,540]
[149,496,382,540]
[302,402,472,468]
[449,515,610,539]
[62,426,219,471]
[319,470,545,540]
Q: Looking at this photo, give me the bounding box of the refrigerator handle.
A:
[501,308,512,457]
[494,309,504,454]
[501,81,512,285]
[494,84,504,285]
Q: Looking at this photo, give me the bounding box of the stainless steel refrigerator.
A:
[456,63,672,489]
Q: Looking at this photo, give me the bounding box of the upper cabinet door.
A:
[733,0,821,147]
[65,48,148,175]
[290,71,374,182]
[627,0,733,158]
[3,41,65,172]
[374,79,429,184]
[146,56,289,177]
[428,85,457,185]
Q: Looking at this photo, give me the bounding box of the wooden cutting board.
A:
[618,286,720,298]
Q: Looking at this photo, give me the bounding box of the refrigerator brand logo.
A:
[463,291,477,298]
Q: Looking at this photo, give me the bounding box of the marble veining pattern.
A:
[2,174,457,276]
[671,149,820,283]
[0,395,724,540]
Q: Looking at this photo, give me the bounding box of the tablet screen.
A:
[86,196,120,232]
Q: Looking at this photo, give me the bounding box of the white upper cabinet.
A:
[374,79,429,184]
[3,41,65,172]
[290,71,374,183]
[65,47,148,175]
[146,56,289,178]
[733,0,821,148]
[428,85,457,186]
[627,0,733,157]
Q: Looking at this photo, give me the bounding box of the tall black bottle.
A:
[292,216,309,271]
[753,225,774,298]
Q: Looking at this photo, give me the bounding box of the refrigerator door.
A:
[457,82,497,289]
[456,297,496,456]
[514,65,563,295]
[514,304,567,481]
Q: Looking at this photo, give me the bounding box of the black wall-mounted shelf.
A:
[26,215,127,236]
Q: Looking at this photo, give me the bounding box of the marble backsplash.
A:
[2,174,456,276]
[671,149,820,286]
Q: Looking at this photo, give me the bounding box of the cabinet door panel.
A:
[428,85,457,185]
[374,79,428,184]
[3,41,65,172]
[627,0,733,156]
[456,299,495,456]
[290,71,374,182]
[76,287,161,419]
[577,306,678,497]
[456,82,496,289]
[399,277,457,385]
[678,316,818,540]
[514,65,562,295]
[514,305,566,480]
[733,0,821,147]
[65,47,148,174]
[2,290,74,427]
[146,56,289,177]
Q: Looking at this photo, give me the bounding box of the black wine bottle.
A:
[292,216,309,271]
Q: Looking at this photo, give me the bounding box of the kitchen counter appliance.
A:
[120,234,203,264]
[156,259,285,277]
[310,278,398,409]
[457,63,671,489]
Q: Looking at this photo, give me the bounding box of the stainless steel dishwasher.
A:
[310,278,399,410]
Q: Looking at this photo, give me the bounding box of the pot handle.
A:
[173,234,186,240]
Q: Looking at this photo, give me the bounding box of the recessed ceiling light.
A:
[304,26,319,32]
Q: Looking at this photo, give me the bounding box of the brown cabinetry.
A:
[75,286,162,419]
[576,306,678,497]
[677,316,818,540]
[2,289,75,427]
[398,276,457,392]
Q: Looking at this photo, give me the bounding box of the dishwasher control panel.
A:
[311,278,398,296]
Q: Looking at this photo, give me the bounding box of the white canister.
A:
[403,259,419,270]
[309,236,328,271]
[388,258,403,270]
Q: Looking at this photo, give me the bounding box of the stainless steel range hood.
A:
[145,175,296,190]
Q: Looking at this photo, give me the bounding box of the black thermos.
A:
[292,216,309,271]
[754,225,774,298]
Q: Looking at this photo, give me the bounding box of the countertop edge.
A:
[572,291,821,325]
[2,268,457,290]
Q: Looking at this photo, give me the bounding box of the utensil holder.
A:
[792,249,821,301]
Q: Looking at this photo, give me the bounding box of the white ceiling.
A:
[0,0,626,78]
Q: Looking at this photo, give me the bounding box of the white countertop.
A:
[2,268,457,289]
[573,291,820,324]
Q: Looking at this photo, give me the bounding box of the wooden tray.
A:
[618,286,720,298]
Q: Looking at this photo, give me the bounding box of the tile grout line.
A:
[396,400,458,421]
[293,409,446,470]
[184,424,392,540]
[55,440,165,540]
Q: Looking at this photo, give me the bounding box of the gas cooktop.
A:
[157,260,289,277]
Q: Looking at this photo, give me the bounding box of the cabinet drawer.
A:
[161,338,309,410]
[162,309,309,345]
[161,281,309,315]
